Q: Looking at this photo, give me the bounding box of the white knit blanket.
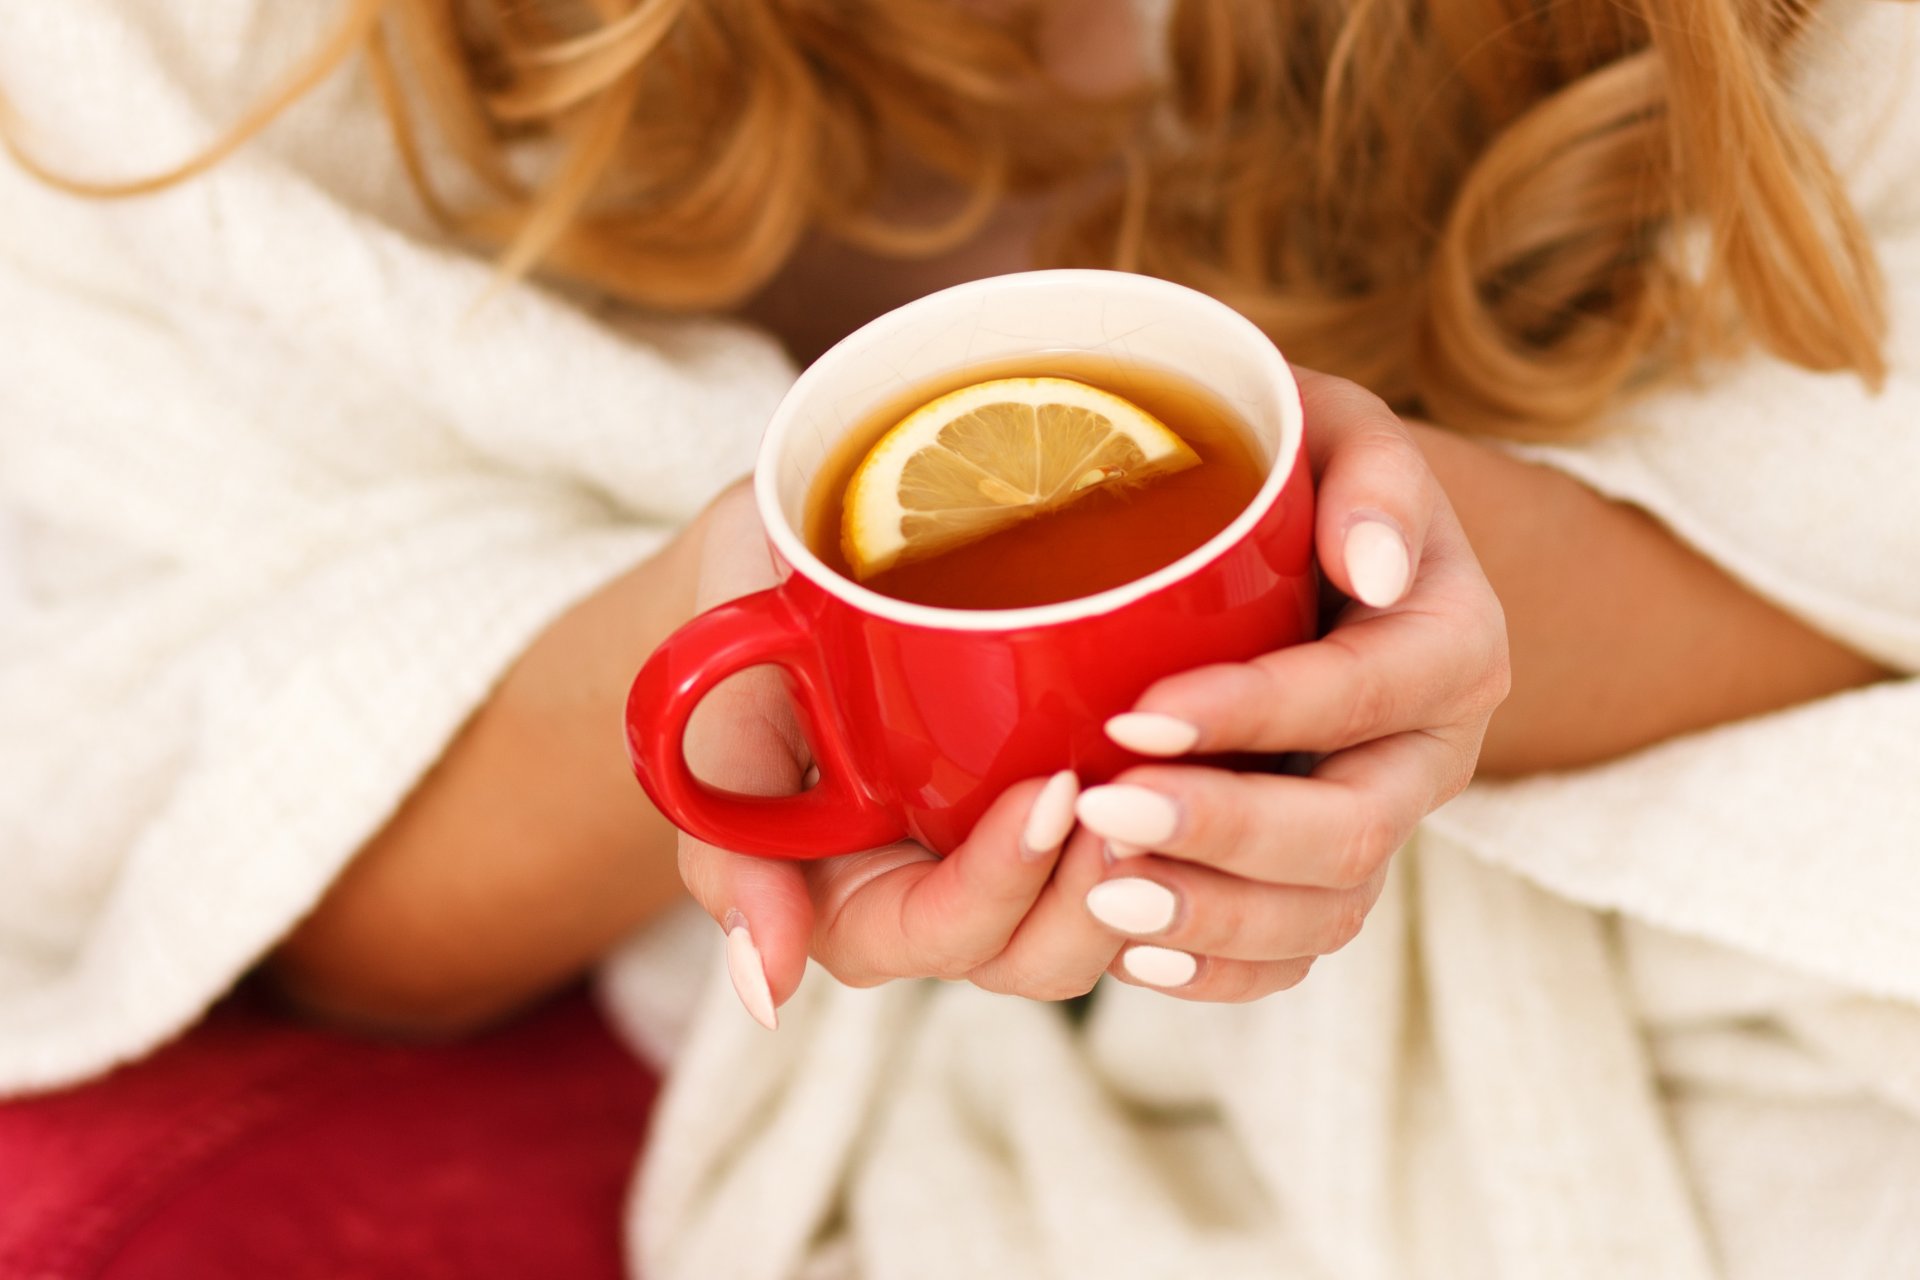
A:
[3,5,1918,1279]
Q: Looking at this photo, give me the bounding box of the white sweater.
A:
[3,5,1919,1278]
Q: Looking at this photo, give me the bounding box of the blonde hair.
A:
[2,0,1895,437]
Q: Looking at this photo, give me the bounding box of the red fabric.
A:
[0,984,659,1280]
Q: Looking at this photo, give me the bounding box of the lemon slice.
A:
[842,377,1201,579]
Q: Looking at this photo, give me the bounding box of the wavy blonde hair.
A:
[3,0,1894,436]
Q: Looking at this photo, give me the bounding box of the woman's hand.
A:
[676,367,1509,1023]
[674,482,1126,1027]
[1071,369,1508,999]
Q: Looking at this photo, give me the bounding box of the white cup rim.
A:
[755,269,1303,633]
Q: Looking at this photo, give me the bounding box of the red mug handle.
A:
[625,587,904,859]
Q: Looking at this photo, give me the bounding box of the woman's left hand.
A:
[677,368,1508,1022]
[1069,368,1510,1000]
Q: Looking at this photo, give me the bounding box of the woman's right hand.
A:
[672,481,1126,1027]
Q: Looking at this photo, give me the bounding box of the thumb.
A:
[1294,367,1438,610]
[679,835,816,1030]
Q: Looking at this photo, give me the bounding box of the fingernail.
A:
[1020,770,1080,860]
[723,912,778,1031]
[1121,945,1198,988]
[1076,785,1181,847]
[1344,518,1410,608]
[1105,712,1201,757]
[1105,839,1145,865]
[1086,878,1178,934]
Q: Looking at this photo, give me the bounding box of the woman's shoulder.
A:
[3,1,792,521]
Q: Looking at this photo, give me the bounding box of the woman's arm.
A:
[268,411,1894,1037]
[266,511,711,1036]
[1409,424,1892,776]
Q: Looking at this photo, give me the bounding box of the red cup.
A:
[627,270,1315,858]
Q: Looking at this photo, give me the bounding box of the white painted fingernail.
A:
[1086,878,1178,934]
[724,913,778,1031]
[1020,770,1080,860]
[1345,519,1410,608]
[1105,712,1201,757]
[1106,840,1145,862]
[1122,945,1199,988]
[1076,785,1181,847]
